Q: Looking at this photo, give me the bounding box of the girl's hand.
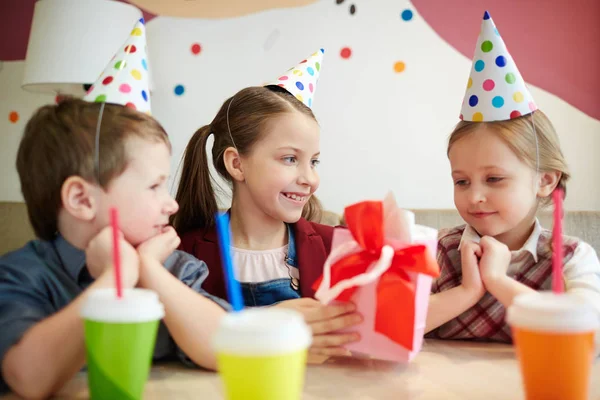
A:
[478,236,511,288]
[275,298,362,356]
[460,240,486,299]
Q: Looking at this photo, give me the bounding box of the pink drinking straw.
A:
[109,207,123,298]
[551,189,565,294]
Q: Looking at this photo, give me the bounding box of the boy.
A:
[0,20,228,398]
[0,97,229,398]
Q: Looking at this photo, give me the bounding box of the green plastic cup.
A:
[81,288,165,400]
[213,308,312,400]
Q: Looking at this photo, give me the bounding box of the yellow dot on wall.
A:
[513,91,524,103]
[393,61,406,73]
[473,112,484,121]
[467,77,473,89]
[131,69,142,80]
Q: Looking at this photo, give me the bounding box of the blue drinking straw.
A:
[215,212,244,312]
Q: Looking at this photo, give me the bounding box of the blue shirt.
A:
[0,236,229,393]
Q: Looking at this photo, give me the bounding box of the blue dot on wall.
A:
[174,85,185,96]
[401,9,413,21]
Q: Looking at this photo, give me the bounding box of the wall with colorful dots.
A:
[0,61,55,202]
[1,0,600,212]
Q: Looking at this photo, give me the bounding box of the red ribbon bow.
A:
[314,201,440,350]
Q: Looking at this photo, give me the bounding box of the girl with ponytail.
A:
[174,51,363,357]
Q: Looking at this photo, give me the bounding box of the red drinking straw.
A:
[109,207,123,298]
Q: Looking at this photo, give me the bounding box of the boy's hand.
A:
[275,298,362,356]
[86,226,139,288]
[479,236,511,288]
[459,240,486,299]
[137,226,181,264]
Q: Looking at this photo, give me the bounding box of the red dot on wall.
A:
[9,111,19,123]
[340,47,352,59]
[191,43,202,55]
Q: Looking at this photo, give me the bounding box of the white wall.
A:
[0,61,55,202]
[1,0,599,213]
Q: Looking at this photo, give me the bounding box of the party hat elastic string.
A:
[225,95,238,151]
[531,112,539,174]
[87,18,150,298]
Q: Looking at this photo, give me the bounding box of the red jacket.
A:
[178,218,334,300]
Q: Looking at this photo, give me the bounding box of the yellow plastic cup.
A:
[507,292,599,400]
[213,308,312,400]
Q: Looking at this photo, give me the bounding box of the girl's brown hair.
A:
[447,110,569,206]
[172,86,322,234]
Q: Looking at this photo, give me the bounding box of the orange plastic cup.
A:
[507,292,599,400]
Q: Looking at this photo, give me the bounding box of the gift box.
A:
[314,194,440,362]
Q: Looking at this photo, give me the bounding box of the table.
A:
[3,340,599,399]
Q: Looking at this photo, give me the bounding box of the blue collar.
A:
[52,235,87,283]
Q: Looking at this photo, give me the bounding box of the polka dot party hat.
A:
[460,11,537,122]
[266,48,324,109]
[83,19,151,114]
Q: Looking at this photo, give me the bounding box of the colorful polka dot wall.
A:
[459,11,537,122]
[329,2,416,72]
[266,49,324,109]
[171,1,418,100]
[83,19,152,114]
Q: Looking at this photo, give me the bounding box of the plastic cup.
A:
[213,308,312,400]
[81,288,165,400]
[507,292,599,400]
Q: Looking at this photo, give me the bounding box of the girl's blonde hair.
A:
[447,110,569,206]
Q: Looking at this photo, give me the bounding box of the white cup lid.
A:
[507,292,600,333]
[213,308,312,355]
[81,288,165,323]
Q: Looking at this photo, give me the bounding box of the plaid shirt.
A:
[428,220,600,343]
